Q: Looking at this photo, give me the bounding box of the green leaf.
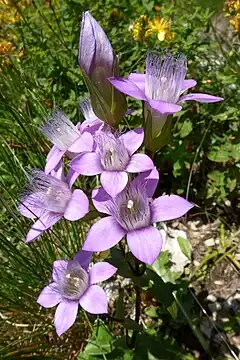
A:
[179,120,193,138]
[83,319,114,356]
[108,248,133,278]
[177,236,192,260]
[207,148,230,163]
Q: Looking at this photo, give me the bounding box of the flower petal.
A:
[68,132,93,153]
[132,167,159,197]
[54,300,78,336]
[70,152,103,176]
[100,171,128,197]
[89,262,117,285]
[180,79,197,93]
[67,168,80,188]
[151,195,194,222]
[83,216,126,252]
[179,93,224,103]
[25,212,62,243]
[120,128,144,155]
[108,77,147,101]
[127,226,163,265]
[79,285,108,314]
[49,161,65,181]
[64,189,89,221]
[92,187,113,215]
[73,250,92,270]
[128,73,146,92]
[37,283,61,308]
[45,146,64,175]
[19,195,43,218]
[52,260,68,282]
[148,99,182,114]
[126,153,154,173]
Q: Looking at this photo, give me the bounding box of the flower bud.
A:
[79,12,127,127]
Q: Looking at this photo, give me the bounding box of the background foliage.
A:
[0,0,239,359]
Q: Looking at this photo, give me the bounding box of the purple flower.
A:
[42,110,94,175]
[108,51,223,115]
[37,250,117,336]
[79,12,127,126]
[19,168,89,243]
[82,168,194,265]
[70,127,154,197]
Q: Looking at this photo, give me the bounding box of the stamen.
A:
[145,51,187,103]
[112,183,151,231]
[95,129,130,171]
[41,110,80,151]
[59,261,89,301]
[25,170,72,213]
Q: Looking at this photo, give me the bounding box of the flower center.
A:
[28,171,72,213]
[95,129,130,171]
[113,183,151,231]
[145,52,187,103]
[60,261,89,301]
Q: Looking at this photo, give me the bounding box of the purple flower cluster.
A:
[18,11,224,336]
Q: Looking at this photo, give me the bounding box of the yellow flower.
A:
[224,0,240,32]
[150,17,174,41]
[131,15,153,43]
[0,40,13,54]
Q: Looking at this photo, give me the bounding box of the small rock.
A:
[208,302,222,313]
[214,280,224,286]
[204,238,215,247]
[193,260,200,267]
[207,294,217,302]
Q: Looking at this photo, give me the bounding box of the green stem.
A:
[130,260,141,348]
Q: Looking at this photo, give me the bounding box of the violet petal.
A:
[127,226,163,265]
[68,132,93,153]
[45,146,64,175]
[25,212,62,243]
[54,300,78,336]
[180,79,197,94]
[89,262,117,285]
[108,77,147,101]
[179,93,224,103]
[126,153,154,173]
[83,216,126,252]
[151,195,194,222]
[100,171,128,197]
[128,73,145,93]
[132,167,159,198]
[79,285,108,314]
[120,128,144,156]
[148,99,182,114]
[37,283,61,308]
[64,189,89,221]
[70,152,103,176]
[92,187,113,215]
[73,250,92,270]
[53,260,68,282]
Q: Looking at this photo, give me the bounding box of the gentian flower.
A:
[82,168,194,265]
[108,51,223,115]
[79,11,127,126]
[19,169,89,243]
[70,127,154,197]
[37,250,117,336]
[41,110,94,175]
